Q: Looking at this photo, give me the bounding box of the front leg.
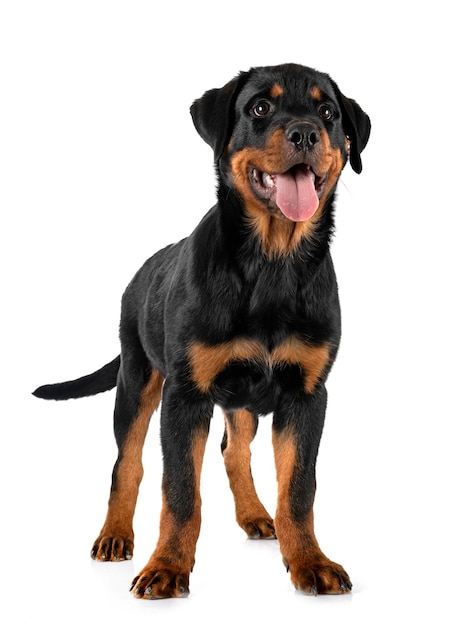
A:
[272,388,351,595]
[131,382,213,599]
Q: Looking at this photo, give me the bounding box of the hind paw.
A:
[242,517,276,539]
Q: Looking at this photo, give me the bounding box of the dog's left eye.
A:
[318,104,334,120]
[252,100,272,117]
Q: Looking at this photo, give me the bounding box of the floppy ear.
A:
[330,80,371,174]
[190,71,249,161]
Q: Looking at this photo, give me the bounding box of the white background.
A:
[1,1,463,624]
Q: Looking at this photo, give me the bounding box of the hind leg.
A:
[222,409,275,539]
[91,358,164,562]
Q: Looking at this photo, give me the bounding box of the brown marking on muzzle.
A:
[230,127,345,256]
[315,130,345,210]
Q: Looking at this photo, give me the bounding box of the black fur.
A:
[33,357,120,400]
[34,63,370,598]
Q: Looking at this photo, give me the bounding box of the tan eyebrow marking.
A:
[271,83,284,98]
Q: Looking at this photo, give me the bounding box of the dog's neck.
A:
[216,179,336,269]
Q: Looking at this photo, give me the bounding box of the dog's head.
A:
[191,64,370,250]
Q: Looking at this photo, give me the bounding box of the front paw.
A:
[130,563,190,599]
[91,536,134,561]
[286,558,352,595]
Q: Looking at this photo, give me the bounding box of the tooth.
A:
[262,173,274,188]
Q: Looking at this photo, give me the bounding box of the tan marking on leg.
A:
[273,427,351,594]
[132,429,209,599]
[92,369,164,560]
[272,428,298,535]
[223,409,275,538]
[153,431,206,570]
[273,428,321,572]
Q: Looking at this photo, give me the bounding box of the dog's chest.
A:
[188,334,331,413]
[185,251,338,412]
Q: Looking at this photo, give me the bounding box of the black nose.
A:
[285,122,320,150]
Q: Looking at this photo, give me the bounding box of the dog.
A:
[34,63,370,598]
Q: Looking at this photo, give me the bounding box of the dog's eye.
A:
[252,100,272,117]
[318,104,334,121]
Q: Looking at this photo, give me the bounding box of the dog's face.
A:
[227,65,351,224]
[191,64,370,252]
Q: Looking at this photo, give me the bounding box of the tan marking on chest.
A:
[272,335,331,393]
[189,336,330,395]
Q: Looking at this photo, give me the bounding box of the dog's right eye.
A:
[252,100,272,117]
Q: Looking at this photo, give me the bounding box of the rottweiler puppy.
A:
[34,63,370,598]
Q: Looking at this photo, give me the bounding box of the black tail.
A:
[33,356,120,400]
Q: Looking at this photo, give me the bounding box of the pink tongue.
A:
[275,169,319,222]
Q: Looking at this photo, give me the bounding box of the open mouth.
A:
[250,164,328,222]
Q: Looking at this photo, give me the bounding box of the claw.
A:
[311,585,318,596]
